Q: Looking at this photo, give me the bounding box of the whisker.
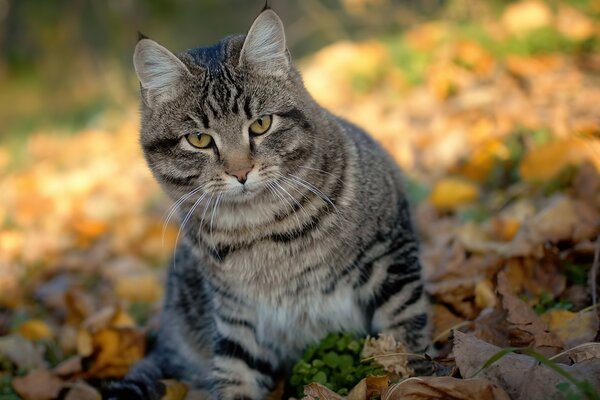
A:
[298,165,345,185]
[172,191,208,271]
[269,181,302,228]
[288,174,337,212]
[162,185,206,247]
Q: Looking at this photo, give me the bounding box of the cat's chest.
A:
[254,286,367,359]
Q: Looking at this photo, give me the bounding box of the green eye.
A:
[249,115,272,135]
[185,132,213,149]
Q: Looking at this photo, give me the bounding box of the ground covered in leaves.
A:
[1,1,600,399]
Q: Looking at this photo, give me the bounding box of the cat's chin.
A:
[222,185,265,203]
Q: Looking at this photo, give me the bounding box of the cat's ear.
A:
[133,38,192,108]
[239,9,290,76]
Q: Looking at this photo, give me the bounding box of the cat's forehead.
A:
[182,35,245,73]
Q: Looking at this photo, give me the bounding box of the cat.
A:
[106,6,430,400]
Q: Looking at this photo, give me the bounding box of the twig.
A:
[361,352,428,362]
[549,342,600,361]
[382,377,424,400]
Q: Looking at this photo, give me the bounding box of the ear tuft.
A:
[239,9,290,76]
[133,39,191,107]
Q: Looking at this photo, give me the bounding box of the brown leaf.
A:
[497,272,564,356]
[362,334,413,378]
[301,383,345,400]
[81,327,145,378]
[540,309,598,348]
[53,356,83,378]
[383,377,510,400]
[346,376,390,400]
[64,381,101,400]
[454,331,600,400]
[12,369,64,400]
[0,334,46,370]
[559,343,600,364]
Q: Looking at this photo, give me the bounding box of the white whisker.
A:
[172,191,208,271]
[288,174,337,212]
[161,185,206,247]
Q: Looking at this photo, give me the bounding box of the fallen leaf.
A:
[114,272,163,302]
[17,319,54,341]
[12,369,64,400]
[347,376,390,400]
[429,178,479,210]
[0,334,46,370]
[557,343,600,364]
[519,138,592,182]
[501,0,552,35]
[362,334,413,378]
[540,308,598,348]
[383,377,510,400]
[81,327,145,378]
[454,331,600,400]
[497,272,564,356]
[64,381,101,400]
[301,383,344,400]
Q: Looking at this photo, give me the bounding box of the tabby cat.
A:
[106,7,430,400]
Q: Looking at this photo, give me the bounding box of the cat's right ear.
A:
[133,38,192,108]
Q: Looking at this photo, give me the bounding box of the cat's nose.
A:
[227,167,252,184]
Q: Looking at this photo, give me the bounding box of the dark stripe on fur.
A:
[214,337,275,378]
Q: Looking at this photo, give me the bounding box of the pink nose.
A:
[227,167,252,184]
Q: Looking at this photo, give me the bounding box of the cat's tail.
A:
[103,356,166,400]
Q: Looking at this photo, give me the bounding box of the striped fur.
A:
[109,8,430,400]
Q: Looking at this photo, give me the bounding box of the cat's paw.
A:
[103,379,166,400]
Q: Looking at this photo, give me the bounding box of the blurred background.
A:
[1,1,600,398]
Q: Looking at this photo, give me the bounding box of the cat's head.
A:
[133,8,319,204]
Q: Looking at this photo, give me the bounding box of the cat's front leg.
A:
[209,307,279,399]
[367,243,431,353]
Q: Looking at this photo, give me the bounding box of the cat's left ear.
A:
[239,9,290,76]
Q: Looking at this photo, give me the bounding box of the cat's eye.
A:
[249,115,272,136]
[185,132,213,149]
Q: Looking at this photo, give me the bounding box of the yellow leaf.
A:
[161,380,188,400]
[77,329,93,357]
[115,273,163,302]
[540,309,598,348]
[519,138,589,182]
[17,319,53,341]
[82,327,145,379]
[429,178,479,210]
[475,279,497,309]
[501,0,552,35]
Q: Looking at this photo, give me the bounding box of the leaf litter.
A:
[1,0,600,399]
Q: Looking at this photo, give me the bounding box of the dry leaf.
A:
[540,308,598,348]
[454,331,600,400]
[64,381,101,400]
[429,178,479,210]
[0,334,46,370]
[115,272,163,302]
[346,376,390,400]
[383,377,510,400]
[497,272,564,356]
[12,369,64,400]
[362,334,413,377]
[301,383,345,400]
[501,0,552,34]
[17,319,54,341]
[81,327,145,378]
[558,343,600,364]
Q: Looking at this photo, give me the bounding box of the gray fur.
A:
[107,8,430,400]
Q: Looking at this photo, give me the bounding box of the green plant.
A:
[289,333,385,396]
